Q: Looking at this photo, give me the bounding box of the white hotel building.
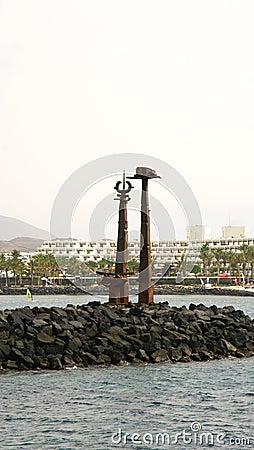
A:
[37,226,254,275]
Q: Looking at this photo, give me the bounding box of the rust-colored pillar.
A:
[128,167,160,304]
[115,177,129,278]
[98,172,133,305]
[139,177,154,303]
[109,173,131,304]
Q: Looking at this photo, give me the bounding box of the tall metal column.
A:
[129,167,160,304]
[115,173,129,278]
[97,171,133,305]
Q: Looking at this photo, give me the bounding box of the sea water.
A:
[0,295,254,449]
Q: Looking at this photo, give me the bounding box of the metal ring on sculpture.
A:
[114,180,133,194]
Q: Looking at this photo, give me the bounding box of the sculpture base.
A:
[101,276,129,305]
[138,285,154,304]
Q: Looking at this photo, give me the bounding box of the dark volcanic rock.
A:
[1,301,254,370]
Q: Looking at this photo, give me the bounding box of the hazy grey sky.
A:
[0,0,254,239]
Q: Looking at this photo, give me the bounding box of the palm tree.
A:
[248,246,254,281]
[44,253,60,279]
[192,264,202,279]
[240,245,254,283]
[200,244,213,277]
[35,253,61,284]
[227,250,242,285]
[239,245,249,281]
[226,250,236,275]
[10,250,25,286]
[211,248,225,284]
[26,256,36,287]
[31,254,47,286]
[0,253,11,287]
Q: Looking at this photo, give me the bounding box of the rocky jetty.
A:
[1,285,254,296]
[155,285,254,297]
[0,286,85,296]
[0,302,254,370]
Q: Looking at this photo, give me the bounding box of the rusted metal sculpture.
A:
[97,171,133,304]
[129,167,160,304]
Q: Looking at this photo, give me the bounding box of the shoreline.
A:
[0,301,254,371]
[0,285,254,297]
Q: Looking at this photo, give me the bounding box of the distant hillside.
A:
[0,237,44,253]
[0,215,49,241]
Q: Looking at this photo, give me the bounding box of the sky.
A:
[0,0,254,240]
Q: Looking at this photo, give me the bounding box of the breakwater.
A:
[1,285,254,296]
[155,285,254,296]
[0,286,85,296]
[1,302,254,370]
